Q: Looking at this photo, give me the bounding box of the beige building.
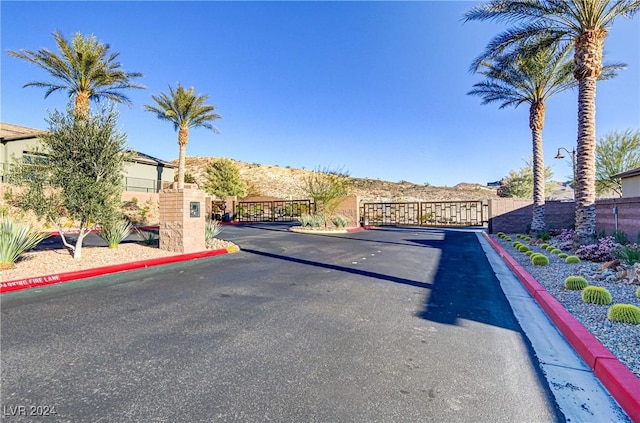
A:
[612,167,640,198]
[0,122,176,192]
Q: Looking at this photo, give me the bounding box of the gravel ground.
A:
[492,235,640,379]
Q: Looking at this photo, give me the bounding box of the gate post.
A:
[159,183,206,253]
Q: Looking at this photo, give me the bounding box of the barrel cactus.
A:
[637,287,640,299]
[551,248,562,255]
[565,256,581,264]
[558,253,568,259]
[607,304,640,324]
[564,276,588,290]
[517,245,530,253]
[582,286,612,305]
[531,254,550,266]
[540,243,549,249]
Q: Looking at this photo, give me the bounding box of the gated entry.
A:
[361,201,488,227]
[235,200,313,222]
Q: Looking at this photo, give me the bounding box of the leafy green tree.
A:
[302,166,350,227]
[464,0,639,246]
[144,83,221,189]
[7,31,145,117]
[203,158,248,198]
[500,159,555,199]
[468,40,575,233]
[596,129,640,196]
[9,103,131,259]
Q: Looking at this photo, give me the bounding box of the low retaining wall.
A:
[488,199,575,234]
[596,197,640,241]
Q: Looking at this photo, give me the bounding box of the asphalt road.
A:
[1,225,563,422]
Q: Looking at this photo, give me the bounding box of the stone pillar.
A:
[159,184,206,253]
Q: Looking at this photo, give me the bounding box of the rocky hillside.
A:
[178,156,505,202]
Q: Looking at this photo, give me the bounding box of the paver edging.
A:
[483,232,640,422]
[1,246,239,294]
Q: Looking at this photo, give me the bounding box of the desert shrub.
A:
[564,276,588,290]
[612,230,629,246]
[607,304,640,324]
[540,243,549,249]
[613,243,640,266]
[134,228,158,246]
[575,236,620,262]
[517,245,530,253]
[331,216,349,228]
[582,286,612,305]
[298,214,325,228]
[558,253,568,259]
[531,254,550,266]
[205,220,224,248]
[554,228,575,251]
[565,255,581,264]
[98,219,132,248]
[0,216,50,269]
[536,231,551,241]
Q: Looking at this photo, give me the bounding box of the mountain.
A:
[177,156,504,202]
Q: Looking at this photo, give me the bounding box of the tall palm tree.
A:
[144,84,221,189]
[7,31,145,117]
[464,0,640,246]
[468,41,576,234]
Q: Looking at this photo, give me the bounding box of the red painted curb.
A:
[1,247,234,294]
[483,233,640,422]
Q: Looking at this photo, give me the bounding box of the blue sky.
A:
[1,1,639,186]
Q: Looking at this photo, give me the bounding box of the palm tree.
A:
[144,84,221,189]
[464,0,640,246]
[7,31,145,117]
[468,41,576,234]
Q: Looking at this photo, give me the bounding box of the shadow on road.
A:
[242,248,433,290]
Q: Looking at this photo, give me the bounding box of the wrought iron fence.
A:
[361,201,488,227]
[235,200,314,222]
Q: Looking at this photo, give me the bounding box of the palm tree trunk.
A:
[177,128,189,189]
[530,101,546,234]
[573,29,605,248]
[574,76,598,247]
[75,92,90,118]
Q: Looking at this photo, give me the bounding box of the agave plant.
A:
[0,216,50,269]
[205,220,224,248]
[98,219,132,248]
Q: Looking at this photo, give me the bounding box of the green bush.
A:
[558,253,568,259]
[134,228,158,246]
[612,230,629,246]
[298,213,325,228]
[0,216,50,269]
[98,219,132,248]
[536,231,551,241]
[607,304,640,324]
[205,220,224,248]
[582,286,612,305]
[331,215,349,228]
[531,254,550,266]
[564,276,588,290]
[613,244,640,266]
[565,255,581,264]
[517,245,530,253]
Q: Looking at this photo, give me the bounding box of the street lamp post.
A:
[554,147,576,200]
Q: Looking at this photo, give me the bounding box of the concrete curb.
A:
[483,232,640,422]
[1,246,240,294]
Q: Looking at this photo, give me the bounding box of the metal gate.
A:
[361,201,488,227]
[235,200,313,222]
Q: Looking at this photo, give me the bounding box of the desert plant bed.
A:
[493,235,640,379]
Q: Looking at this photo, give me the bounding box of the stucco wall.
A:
[595,197,640,241]
[487,199,575,234]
